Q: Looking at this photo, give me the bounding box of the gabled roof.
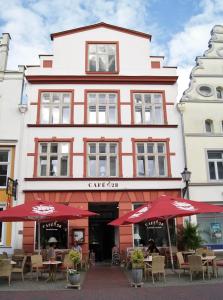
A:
[50,22,151,40]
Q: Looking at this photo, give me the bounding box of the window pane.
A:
[88,94,96,104]
[135,106,143,124]
[208,152,222,159]
[0,165,7,175]
[108,55,115,72]
[50,156,58,176]
[154,94,162,103]
[98,94,106,104]
[110,157,116,176]
[158,156,165,176]
[97,45,106,54]
[108,45,116,54]
[62,107,70,124]
[137,144,144,153]
[61,143,69,154]
[110,144,117,154]
[209,162,216,179]
[98,106,106,123]
[144,94,151,104]
[0,151,8,162]
[134,94,142,104]
[89,44,96,53]
[89,106,96,123]
[89,55,96,71]
[0,175,7,186]
[217,162,223,179]
[40,143,47,153]
[147,156,155,176]
[89,156,96,176]
[205,120,212,132]
[145,107,151,123]
[137,156,145,176]
[60,156,68,176]
[42,93,50,103]
[52,106,59,124]
[52,93,60,103]
[108,106,116,123]
[99,144,106,153]
[108,94,116,104]
[89,144,96,154]
[63,93,70,103]
[98,55,107,72]
[157,143,165,153]
[99,156,107,176]
[40,156,47,176]
[147,143,154,153]
[50,143,58,153]
[41,107,50,124]
[155,106,162,123]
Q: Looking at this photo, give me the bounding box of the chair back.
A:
[176,252,185,266]
[195,248,207,256]
[206,249,214,256]
[63,253,73,268]
[188,255,203,272]
[21,256,27,269]
[31,255,43,267]
[0,259,12,276]
[151,252,159,257]
[14,249,25,255]
[152,256,165,273]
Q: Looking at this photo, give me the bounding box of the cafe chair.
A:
[188,255,207,281]
[0,259,12,286]
[31,255,47,281]
[146,255,166,284]
[176,252,189,278]
[12,256,27,281]
[59,254,73,282]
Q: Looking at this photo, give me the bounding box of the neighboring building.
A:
[179,25,223,250]
[23,22,184,259]
[0,33,27,253]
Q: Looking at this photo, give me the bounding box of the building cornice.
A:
[25,75,178,85]
[185,133,223,137]
[190,182,223,186]
[24,177,182,181]
[27,124,178,128]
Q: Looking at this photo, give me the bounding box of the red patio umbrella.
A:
[0,200,97,253]
[109,195,223,270]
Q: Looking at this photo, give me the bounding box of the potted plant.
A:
[68,249,81,285]
[177,221,204,250]
[130,249,144,285]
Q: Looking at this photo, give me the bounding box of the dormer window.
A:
[86,42,118,73]
[205,119,213,133]
[216,87,223,99]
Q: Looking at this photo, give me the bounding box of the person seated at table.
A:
[47,237,57,260]
[145,239,160,256]
[73,240,82,254]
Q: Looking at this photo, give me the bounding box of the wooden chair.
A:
[176,252,189,278]
[188,255,207,281]
[59,253,73,282]
[0,259,12,286]
[12,256,27,281]
[31,255,46,281]
[13,249,25,255]
[146,256,166,284]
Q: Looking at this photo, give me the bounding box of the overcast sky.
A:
[0,0,223,99]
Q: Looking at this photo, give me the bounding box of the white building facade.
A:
[179,25,223,250]
[0,33,27,253]
[22,23,184,259]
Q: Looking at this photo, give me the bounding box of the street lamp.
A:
[181,167,191,198]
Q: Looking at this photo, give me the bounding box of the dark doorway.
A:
[89,203,118,262]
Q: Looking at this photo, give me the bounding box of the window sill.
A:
[24,177,182,181]
[27,124,178,128]
[86,71,119,75]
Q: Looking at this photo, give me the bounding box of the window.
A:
[205,119,213,133]
[207,151,223,180]
[87,93,118,124]
[38,142,70,177]
[216,87,223,99]
[40,92,71,124]
[221,121,223,132]
[87,43,118,73]
[0,150,10,187]
[133,93,163,124]
[0,207,4,245]
[197,85,213,97]
[87,142,118,177]
[136,142,167,177]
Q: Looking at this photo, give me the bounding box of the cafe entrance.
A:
[89,203,118,262]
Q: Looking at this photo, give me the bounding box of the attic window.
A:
[197,85,213,97]
[86,42,118,73]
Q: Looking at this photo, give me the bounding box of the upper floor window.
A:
[38,142,70,177]
[136,142,167,177]
[197,85,213,97]
[40,92,72,124]
[205,119,213,133]
[216,87,223,99]
[0,150,10,187]
[207,150,223,181]
[87,43,118,73]
[133,93,163,124]
[87,93,118,124]
[87,142,118,177]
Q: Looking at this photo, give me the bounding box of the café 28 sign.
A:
[88,181,119,188]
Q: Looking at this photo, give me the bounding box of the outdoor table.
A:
[143,256,152,263]
[201,255,216,279]
[11,260,17,265]
[43,260,62,281]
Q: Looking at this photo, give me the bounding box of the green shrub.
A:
[68,249,81,268]
[130,249,144,269]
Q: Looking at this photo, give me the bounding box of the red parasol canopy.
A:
[0,200,97,222]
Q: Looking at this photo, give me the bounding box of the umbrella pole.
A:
[166,219,174,272]
[37,220,41,255]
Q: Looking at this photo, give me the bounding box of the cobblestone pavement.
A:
[0,264,223,300]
